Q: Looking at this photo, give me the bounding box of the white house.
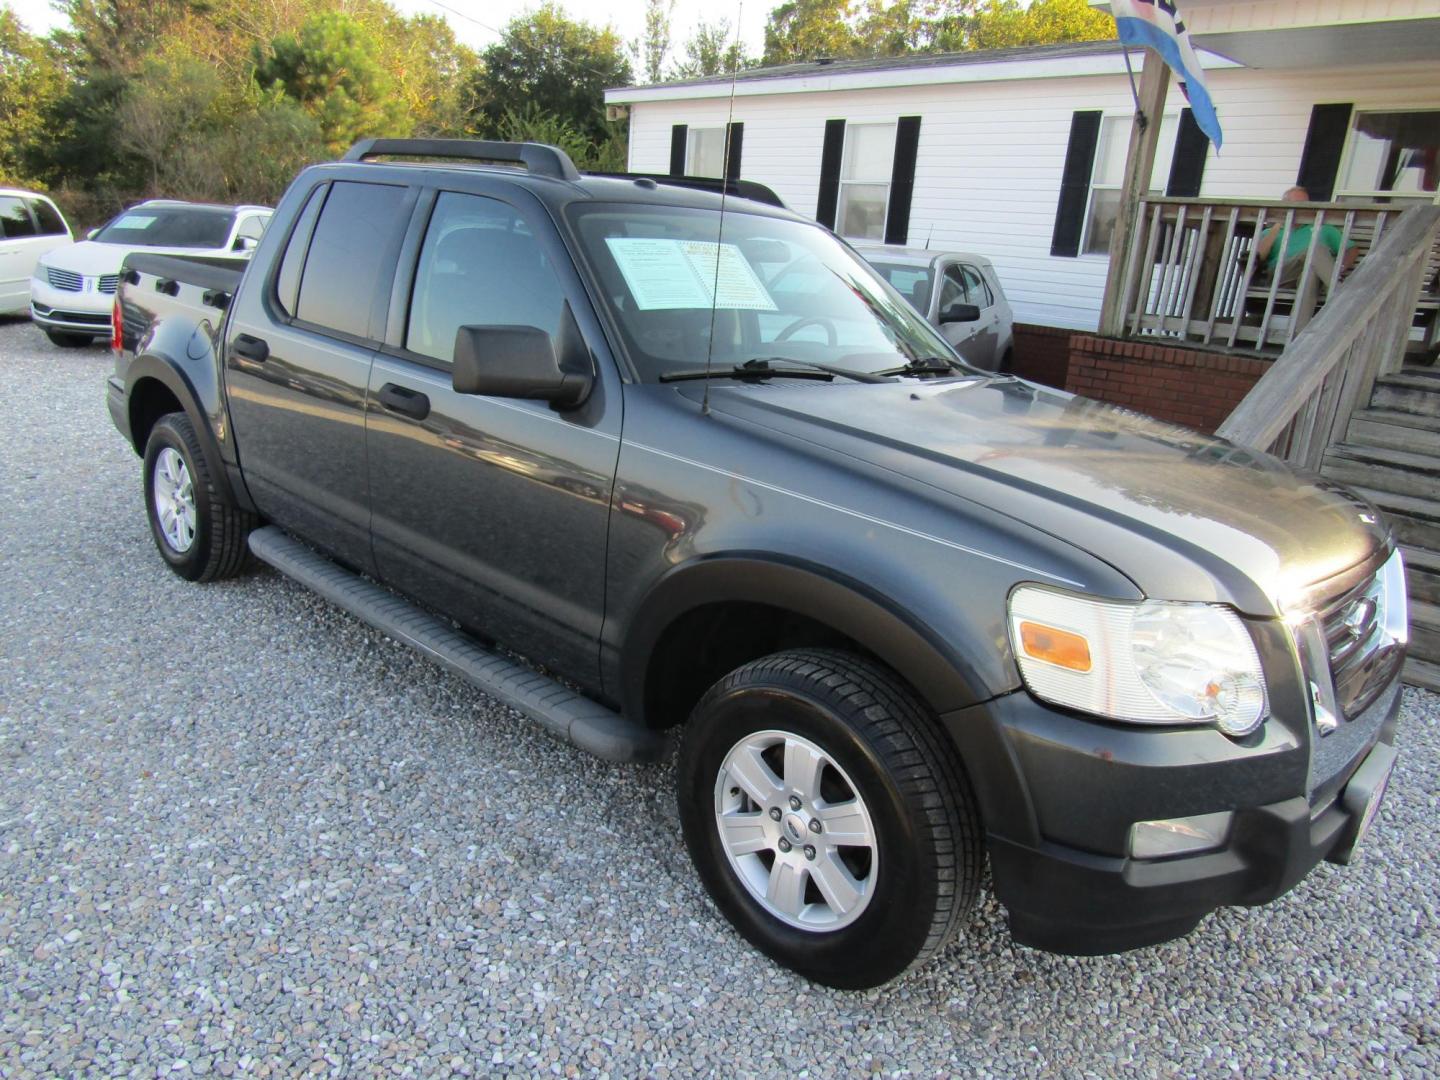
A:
[604,0,1440,332]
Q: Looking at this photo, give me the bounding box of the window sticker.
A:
[113,214,157,229]
[605,238,777,311]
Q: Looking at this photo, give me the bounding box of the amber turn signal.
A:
[1018,621,1092,672]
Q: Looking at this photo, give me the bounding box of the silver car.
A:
[856,244,1015,371]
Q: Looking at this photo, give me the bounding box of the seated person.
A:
[1255,185,1358,288]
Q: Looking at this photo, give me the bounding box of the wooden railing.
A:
[1115,196,1440,355]
[1215,204,1440,470]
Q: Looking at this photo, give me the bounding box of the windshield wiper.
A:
[659,358,835,384]
[738,356,895,384]
[874,355,965,378]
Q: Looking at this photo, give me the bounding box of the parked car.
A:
[0,188,72,318]
[32,199,272,347]
[107,140,1406,989]
[857,243,1015,371]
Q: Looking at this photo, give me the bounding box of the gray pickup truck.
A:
[107,139,1408,989]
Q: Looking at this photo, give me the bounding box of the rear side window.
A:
[28,198,67,236]
[275,187,327,317]
[405,191,565,363]
[0,197,38,239]
[296,181,407,340]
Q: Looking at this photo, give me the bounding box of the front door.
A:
[936,262,1000,368]
[365,188,621,689]
[224,179,415,573]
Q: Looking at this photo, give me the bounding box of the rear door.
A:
[224,179,416,573]
[365,186,622,688]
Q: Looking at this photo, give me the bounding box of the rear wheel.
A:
[677,648,983,988]
[143,412,255,582]
[45,329,92,348]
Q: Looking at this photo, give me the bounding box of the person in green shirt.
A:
[1255,185,1359,286]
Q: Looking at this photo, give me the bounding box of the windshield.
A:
[93,206,236,249]
[867,260,933,316]
[568,203,965,383]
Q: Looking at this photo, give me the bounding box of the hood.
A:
[39,240,229,276]
[704,376,1389,615]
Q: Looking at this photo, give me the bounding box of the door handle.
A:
[232,334,269,363]
[378,382,430,421]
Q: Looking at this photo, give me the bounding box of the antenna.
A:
[701,3,744,418]
[925,222,934,250]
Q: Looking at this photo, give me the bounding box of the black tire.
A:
[142,412,255,582]
[46,329,93,348]
[677,648,983,988]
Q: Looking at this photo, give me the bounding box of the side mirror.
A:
[234,236,258,253]
[940,301,981,324]
[86,228,99,240]
[452,318,593,407]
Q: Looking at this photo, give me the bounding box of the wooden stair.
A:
[1323,365,1440,691]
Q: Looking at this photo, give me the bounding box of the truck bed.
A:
[117,253,249,352]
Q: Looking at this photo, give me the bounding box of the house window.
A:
[688,128,726,178]
[838,122,897,240]
[1336,109,1440,205]
[1081,113,1179,256]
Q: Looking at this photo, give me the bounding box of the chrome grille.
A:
[98,274,119,294]
[1317,569,1403,720]
[46,267,83,292]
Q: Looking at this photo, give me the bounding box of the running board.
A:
[247,526,666,763]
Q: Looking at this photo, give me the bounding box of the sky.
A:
[2,0,771,69]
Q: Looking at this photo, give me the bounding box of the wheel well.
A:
[128,378,184,456]
[642,602,878,730]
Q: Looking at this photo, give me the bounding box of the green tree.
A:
[0,11,72,186]
[470,4,632,147]
[762,0,862,64]
[637,0,674,84]
[671,17,751,79]
[254,11,412,154]
[932,0,1114,51]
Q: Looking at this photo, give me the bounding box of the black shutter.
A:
[725,122,744,181]
[884,116,922,245]
[1166,109,1209,197]
[1296,103,1353,201]
[669,124,688,176]
[816,118,846,229]
[1052,110,1102,257]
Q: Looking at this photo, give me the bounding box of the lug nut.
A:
[809,818,822,834]
[789,796,802,810]
[803,845,816,861]
[778,838,792,853]
[769,807,782,821]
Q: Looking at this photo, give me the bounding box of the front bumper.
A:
[942,676,1403,955]
[31,277,113,336]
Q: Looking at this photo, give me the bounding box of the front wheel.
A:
[143,412,255,582]
[677,649,983,988]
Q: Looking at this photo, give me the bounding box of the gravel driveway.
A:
[1,315,1437,1078]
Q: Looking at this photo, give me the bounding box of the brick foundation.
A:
[1010,323,1074,388]
[1063,335,1270,434]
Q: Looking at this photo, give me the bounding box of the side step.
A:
[248,526,666,764]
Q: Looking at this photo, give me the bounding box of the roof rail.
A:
[342,138,581,182]
[588,172,787,209]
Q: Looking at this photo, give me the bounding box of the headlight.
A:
[1008,585,1268,736]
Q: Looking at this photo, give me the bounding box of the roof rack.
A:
[587,172,787,209]
[342,138,581,182]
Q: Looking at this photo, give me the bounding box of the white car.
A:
[1,188,73,319]
[856,244,1016,372]
[31,200,272,346]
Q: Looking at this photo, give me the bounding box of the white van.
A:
[0,189,73,319]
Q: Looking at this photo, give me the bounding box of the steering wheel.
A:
[775,316,838,345]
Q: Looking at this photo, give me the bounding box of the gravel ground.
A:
[1,314,1438,1078]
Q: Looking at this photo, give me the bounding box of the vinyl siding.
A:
[626,60,1440,330]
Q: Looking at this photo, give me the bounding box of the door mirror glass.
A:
[86,227,99,240]
[939,302,981,324]
[234,235,258,253]
[452,319,592,407]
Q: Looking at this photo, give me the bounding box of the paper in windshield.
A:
[112,214,157,229]
[605,238,776,311]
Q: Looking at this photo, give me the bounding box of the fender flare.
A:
[620,553,998,725]
[125,352,245,508]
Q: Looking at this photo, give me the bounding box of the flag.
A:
[1110,0,1222,150]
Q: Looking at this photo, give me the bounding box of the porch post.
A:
[1099,50,1170,338]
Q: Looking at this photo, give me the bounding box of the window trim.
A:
[1333,106,1440,204]
[836,119,898,242]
